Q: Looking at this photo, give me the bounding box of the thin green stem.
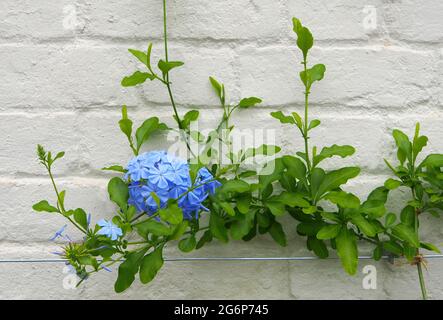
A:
[411,186,427,300]
[302,60,312,173]
[161,0,195,157]
[163,0,168,62]
[417,263,428,300]
[47,166,86,234]
[132,212,159,226]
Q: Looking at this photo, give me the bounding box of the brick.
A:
[383,0,443,43]
[138,45,238,106]
[81,0,285,41]
[0,45,139,109]
[0,0,78,40]
[237,46,436,107]
[0,177,114,242]
[286,0,385,41]
[0,112,81,176]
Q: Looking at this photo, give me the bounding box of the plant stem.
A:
[302,60,312,173]
[417,262,428,300]
[411,187,427,300]
[47,166,86,234]
[162,0,169,63]
[161,0,194,157]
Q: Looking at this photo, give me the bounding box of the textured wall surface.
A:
[1,0,442,300]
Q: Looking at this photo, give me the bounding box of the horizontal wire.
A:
[1,254,443,264]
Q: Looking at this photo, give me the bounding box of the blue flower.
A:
[50,224,69,241]
[126,151,222,221]
[128,182,149,212]
[146,163,174,190]
[97,219,123,241]
[196,167,222,194]
[125,157,150,181]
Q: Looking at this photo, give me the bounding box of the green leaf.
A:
[121,71,155,87]
[270,111,295,125]
[239,97,262,108]
[291,112,303,129]
[119,106,133,140]
[361,200,386,218]
[292,17,303,34]
[302,206,317,214]
[139,247,164,284]
[32,200,59,213]
[169,221,189,240]
[128,49,148,66]
[210,214,228,243]
[209,76,222,98]
[102,165,126,173]
[258,158,285,191]
[313,145,355,167]
[392,223,419,248]
[73,208,88,230]
[366,186,389,203]
[158,60,184,75]
[308,119,321,131]
[220,202,235,216]
[310,168,325,199]
[271,192,310,208]
[383,241,403,256]
[385,213,397,227]
[196,230,213,249]
[242,144,281,161]
[237,194,251,214]
[412,123,428,159]
[293,23,313,60]
[300,64,326,89]
[114,248,147,293]
[135,220,172,238]
[53,152,65,162]
[392,129,412,165]
[336,228,358,275]
[182,110,199,128]
[317,224,342,240]
[307,236,329,258]
[178,236,197,253]
[230,212,255,240]
[349,213,377,237]
[58,190,66,208]
[419,154,443,168]
[135,117,161,152]
[297,221,323,236]
[324,191,360,209]
[282,155,307,187]
[400,206,415,227]
[320,212,342,223]
[108,177,128,210]
[384,178,402,190]
[269,221,287,246]
[373,245,383,261]
[265,201,286,217]
[159,202,183,225]
[420,242,441,254]
[221,180,250,193]
[314,167,360,200]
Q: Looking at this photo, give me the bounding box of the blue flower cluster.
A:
[125,151,221,220]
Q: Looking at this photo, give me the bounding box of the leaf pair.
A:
[122,44,185,87]
[115,246,164,293]
[119,106,168,155]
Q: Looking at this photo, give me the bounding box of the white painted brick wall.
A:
[1,0,442,299]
